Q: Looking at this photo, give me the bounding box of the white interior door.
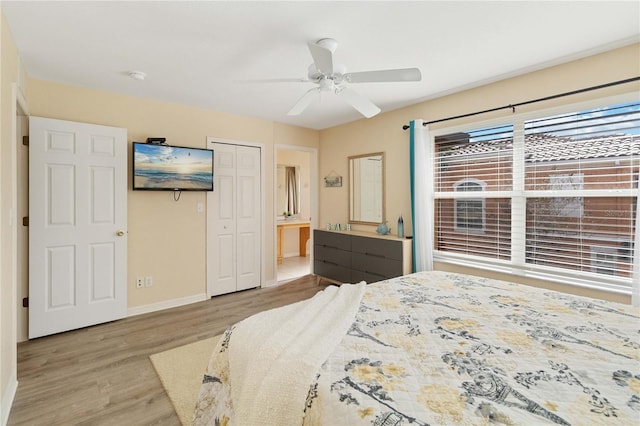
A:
[207,142,261,297]
[29,116,127,339]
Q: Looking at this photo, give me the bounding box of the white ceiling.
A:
[3,1,639,130]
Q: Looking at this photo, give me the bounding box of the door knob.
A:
[116,230,126,236]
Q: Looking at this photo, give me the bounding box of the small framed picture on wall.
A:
[324,176,342,187]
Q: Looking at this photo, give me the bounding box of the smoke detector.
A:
[128,70,146,81]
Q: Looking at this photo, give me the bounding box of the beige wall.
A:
[319,43,640,304]
[0,8,21,422]
[22,79,319,338]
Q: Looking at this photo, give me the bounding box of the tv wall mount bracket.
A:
[145,137,166,145]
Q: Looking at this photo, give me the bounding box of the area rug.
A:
[150,336,220,425]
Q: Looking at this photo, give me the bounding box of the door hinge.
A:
[22,135,29,146]
[22,297,28,308]
[22,216,29,226]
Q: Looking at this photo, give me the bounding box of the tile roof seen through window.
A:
[440,133,640,163]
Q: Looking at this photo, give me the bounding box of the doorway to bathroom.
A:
[275,146,317,283]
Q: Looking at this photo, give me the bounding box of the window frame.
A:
[430,92,639,296]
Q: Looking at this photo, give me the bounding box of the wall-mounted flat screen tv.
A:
[132,142,214,191]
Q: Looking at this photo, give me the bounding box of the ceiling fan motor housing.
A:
[316,38,338,52]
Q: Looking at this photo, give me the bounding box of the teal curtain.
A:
[409,121,417,271]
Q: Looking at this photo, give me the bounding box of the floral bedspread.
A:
[193,271,640,425]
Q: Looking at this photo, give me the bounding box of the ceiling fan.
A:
[254,38,422,118]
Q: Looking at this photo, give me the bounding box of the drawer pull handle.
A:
[364,252,385,259]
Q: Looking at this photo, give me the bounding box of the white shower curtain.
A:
[286,166,298,214]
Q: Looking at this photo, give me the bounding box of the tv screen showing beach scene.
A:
[133,142,214,191]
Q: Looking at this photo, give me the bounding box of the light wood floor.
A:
[8,275,327,425]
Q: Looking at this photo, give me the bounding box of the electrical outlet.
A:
[145,276,153,287]
[136,277,143,288]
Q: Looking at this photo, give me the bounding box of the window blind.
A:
[524,102,639,278]
[433,101,640,289]
[435,125,513,261]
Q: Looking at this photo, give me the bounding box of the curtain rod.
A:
[401,76,640,130]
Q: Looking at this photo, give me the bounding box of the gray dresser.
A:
[313,229,412,284]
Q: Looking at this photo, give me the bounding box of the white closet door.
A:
[29,116,127,338]
[207,142,261,296]
[208,143,237,296]
[235,145,261,291]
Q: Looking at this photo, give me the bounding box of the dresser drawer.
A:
[314,244,350,268]
[351,235,402,261]
[352,252,403,279]
[314,260,352,283]
[314,230,351,251]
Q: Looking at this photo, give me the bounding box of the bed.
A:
[193,271,639,425]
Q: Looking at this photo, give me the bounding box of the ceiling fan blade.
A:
[235,78,310,84]
[337,87,381,118]
[287,88,320,116]
[307,41,334,76]
[345,68,422,83]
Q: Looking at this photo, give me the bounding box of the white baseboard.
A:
[263,279,277,288]
[1,374,18,426]
[127,293,207,318]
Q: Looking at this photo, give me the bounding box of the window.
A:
[433,100,640,292]
[454,179,485,231]
[591,246,618,275]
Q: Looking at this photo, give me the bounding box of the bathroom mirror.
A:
[349,152,385,225]
[277,164,300,215]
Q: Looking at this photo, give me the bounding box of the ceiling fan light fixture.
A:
[319,78,334,91]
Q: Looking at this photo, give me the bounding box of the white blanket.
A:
[228,282,366,426]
